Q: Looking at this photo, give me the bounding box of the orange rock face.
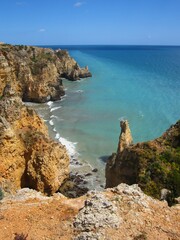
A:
[0,44,91,103]
[0,85,69,194]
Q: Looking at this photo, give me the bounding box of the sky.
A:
[0,0,180,45]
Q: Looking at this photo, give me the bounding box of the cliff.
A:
[0,85,69,195]
[0,184,179,239]
[106,120,180,203]
[0,44,91,103]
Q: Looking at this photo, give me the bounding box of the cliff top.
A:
[0,184,179,240]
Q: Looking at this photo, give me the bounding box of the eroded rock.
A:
[118,120,133,153]
[74,192,121,239]
[0,44,91,103]
[0,183,180,239]
[0,85,69,195]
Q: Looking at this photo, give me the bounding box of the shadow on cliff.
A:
[99,155,109,163]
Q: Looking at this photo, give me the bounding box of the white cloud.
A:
[39,29,46,32]
[74,1,85,7]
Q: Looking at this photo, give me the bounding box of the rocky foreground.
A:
[0,184,179,240]
[0,44,91,103]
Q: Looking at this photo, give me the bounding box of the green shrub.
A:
[0,188,4,200]
[167,169,180,197]
[143,180,160,199]
[56,49,68,58]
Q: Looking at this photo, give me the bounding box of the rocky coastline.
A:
[0,43,179,239]
[0,43,94,197]
[0,44,91,103]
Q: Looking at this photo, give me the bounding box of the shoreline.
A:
[25,98,105,195]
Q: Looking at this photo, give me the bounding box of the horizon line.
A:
[37,44,180,47]
[2,42,180,47]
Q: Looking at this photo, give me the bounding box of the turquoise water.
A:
[41,46,180,176]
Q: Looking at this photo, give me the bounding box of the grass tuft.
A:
[14,233,28,240]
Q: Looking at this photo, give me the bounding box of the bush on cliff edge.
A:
[0,188,4,200]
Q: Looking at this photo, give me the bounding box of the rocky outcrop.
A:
[106,120,180,203]
[74,192,121,239]
[117,120,133,153]
[74,183,180,239]
[61,64,92,81]
[0,85,69,195]
[0,44,92,103]
[1,183,179,239]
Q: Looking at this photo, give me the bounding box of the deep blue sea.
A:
[36,45,180,179]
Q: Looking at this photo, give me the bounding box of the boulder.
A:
[74,192,121,239]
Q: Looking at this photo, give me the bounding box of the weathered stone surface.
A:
[26,134,69,195]
[0,44,91,103]
[106,120,180,203]
[62,65,92,81]
[74,232,103,240]
[2,188,51,202]
[73,183,180,240]
[74,192,121,239]
[0,183,180,239]
[0,85,69,194]
[118,120,133,153]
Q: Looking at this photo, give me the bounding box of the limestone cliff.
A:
[0,44,92,103]
[0,85,69,195]
[106,120,180,203]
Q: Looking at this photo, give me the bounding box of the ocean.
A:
[33,45,180,185]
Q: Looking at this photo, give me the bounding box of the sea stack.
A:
[117,120,133,153]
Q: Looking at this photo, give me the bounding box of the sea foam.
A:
[50,115,58,119]
[55,133,60,139]
[47,101,53,107]
[59,137,78,158]
[50,106,62,112]
[75,90,84,93]
[49,120,54,126]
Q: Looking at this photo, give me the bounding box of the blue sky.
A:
[1,0,180,45]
